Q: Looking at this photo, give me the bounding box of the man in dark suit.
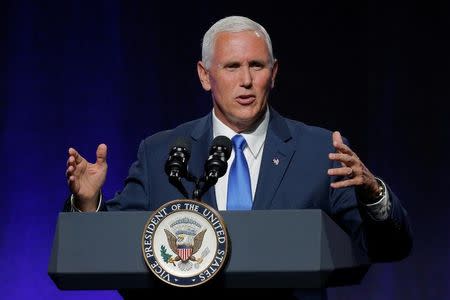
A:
[65,16,412,298]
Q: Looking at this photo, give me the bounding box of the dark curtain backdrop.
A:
[1,0,449,299]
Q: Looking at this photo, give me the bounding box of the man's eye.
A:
[250,63,264,70]
[225,64,240,70]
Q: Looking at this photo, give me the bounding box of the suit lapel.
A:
[188,108,295,210]
[253,108,295,209]
[190,113,218,210]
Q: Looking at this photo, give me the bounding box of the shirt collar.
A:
[212,107,270,159]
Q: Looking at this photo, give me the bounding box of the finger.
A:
[67,155,72,167]
[327,166,353,177]
[332,131,344,153]
[328,153,357,166]
[67,154,77,168]
[68,175,79,194]
[332,131,349,167]
[330,178,361,189]
[66,165,74,179]
[333,141,355,156]
[332,131,355,156]
[96,144,108,164]
[69,147,83,164]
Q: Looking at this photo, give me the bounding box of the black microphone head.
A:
[204,135,232,180]
[165,137,191,178]
[210,135,232,159]
[169,137,192,156]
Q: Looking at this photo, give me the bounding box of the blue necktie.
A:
[227,135,252,210]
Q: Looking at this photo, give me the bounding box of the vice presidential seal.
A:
[142,199,228,287]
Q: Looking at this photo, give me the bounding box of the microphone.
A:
[165,137,191,198]
[194,136,232,199]
[205,135,232,183]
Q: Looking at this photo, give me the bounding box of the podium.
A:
[48,210,370,289]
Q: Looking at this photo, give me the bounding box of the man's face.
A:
[197,31,278,132]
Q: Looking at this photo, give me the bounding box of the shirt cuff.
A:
[363,178,391,221]
[70,192,102,212]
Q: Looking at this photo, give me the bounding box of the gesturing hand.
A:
[327,131,381,202]
[66,144,108,211]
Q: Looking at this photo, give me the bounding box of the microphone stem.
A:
[192,177,203,201]
[195,173,218,200]
[169,175,189,199]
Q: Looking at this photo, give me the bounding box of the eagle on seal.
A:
[164,228,207,263]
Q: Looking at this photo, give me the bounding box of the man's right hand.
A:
[66,144,108,212]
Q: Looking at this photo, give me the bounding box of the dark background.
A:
[1,0,449,299]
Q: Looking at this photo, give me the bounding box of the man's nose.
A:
[239,67,253,88]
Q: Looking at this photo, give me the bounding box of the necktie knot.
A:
[232,134,247,151]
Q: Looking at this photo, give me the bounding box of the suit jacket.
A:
[71,107,412,299]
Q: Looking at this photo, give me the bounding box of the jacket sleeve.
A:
[328,158,413,262]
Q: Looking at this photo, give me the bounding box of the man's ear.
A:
[197,61,211,91]
[270,59,279,89]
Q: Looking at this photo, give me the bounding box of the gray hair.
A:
[201,16,275,69]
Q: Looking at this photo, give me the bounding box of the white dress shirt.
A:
[212,108,270,211]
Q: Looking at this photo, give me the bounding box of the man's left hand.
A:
[327,131,381,202]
